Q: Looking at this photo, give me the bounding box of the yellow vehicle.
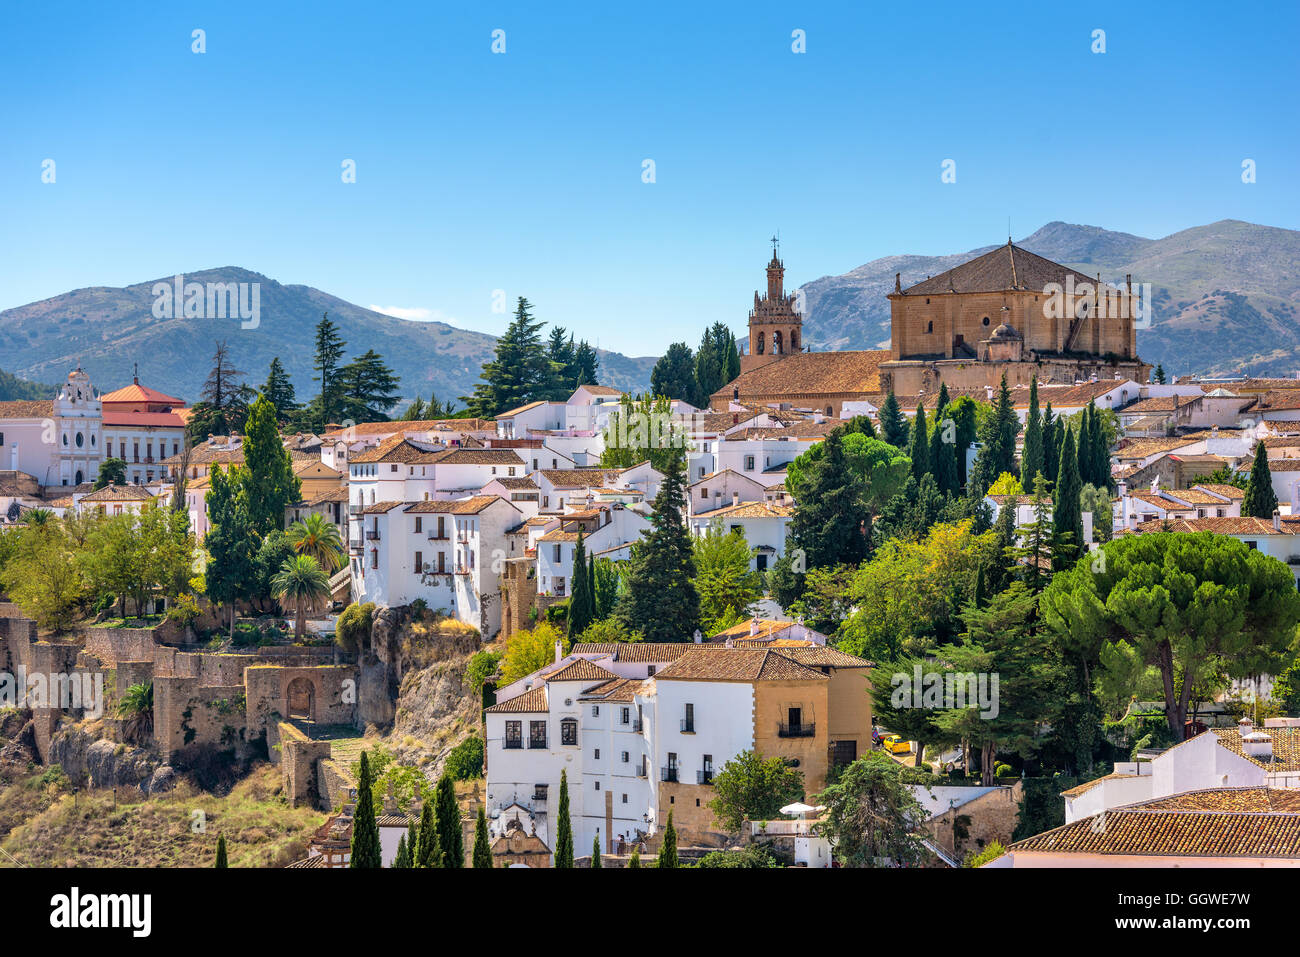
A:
[881,734,911,755]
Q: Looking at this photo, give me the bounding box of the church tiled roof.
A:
[897,242,1101,296]
[711,350,888,403]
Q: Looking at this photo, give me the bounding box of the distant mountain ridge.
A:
[797,219,1300,379]
[0,268,658,408]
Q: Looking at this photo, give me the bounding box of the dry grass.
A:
[0,764,326,868]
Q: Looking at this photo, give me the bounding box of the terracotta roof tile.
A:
[711,351,888,402]
[484,685,549,713]
[655,648,827,683]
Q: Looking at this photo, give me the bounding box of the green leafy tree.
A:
[870,657,944,769]
[240,394,301,535]
[445,736,485,780]
[555,769,574,868]
[709,750,805,831]
[1041,532,1300,741]
[500,621,568,684]
[1243,443,1279,518]
[600,394,687,473]
[814,754,927,867]
[592,557,620,620]
[473,807,492,868]
[766,549,805,611]
[350,751,382,868]
[93,458,127,490]
[650,342,699,407]
[693,522,762,633]
[1153,364,1166,384]
[204,466,256,638]
[950,396,979,489]
[785,431,909,549]
[1011,474,1056,593]
[695,322,740,406]
[657,810,679,868]
[435,773,464,867]
[187,341,251,441]
[1081,483,1112,544]
[616,453,701,642]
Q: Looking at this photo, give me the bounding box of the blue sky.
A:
[2,0,1296,356]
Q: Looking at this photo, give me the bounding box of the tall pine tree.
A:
[909,404,930,484]
[567,530,595,637]
[879,392,909,449]
[260,358,298,424]
[1042,403,1058,487]
[971,374,1020,497]
[616,452,701,641]
[789,430,870,569]
[416,800,441,868]
[462,297,550,417]
[312,314,347,425]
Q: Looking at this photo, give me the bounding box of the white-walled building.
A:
[535,505,650,598]
[688,469,767,519]
[688,501,793,574]
[350,494,523,636]
[0,366,103,488]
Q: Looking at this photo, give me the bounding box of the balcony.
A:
[348,539,362,553]
[528,737,548,750]
[697,769,714,785]
[504,739,522,750]
[778,722,816,738]
[632,718,643,732]
[680,719,695,734]
[427,532,450,541]
[365,529,380,540]
[660,767,679,783]
[636,764,648,778]
[348,502,362,515]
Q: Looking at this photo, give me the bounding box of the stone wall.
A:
[279,723,335,808]
[244,664,357,738]
[924,781,1023,862]
[153,676,249,762]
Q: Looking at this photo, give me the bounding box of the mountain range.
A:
[2,218,1297,409]
[797,219,1300,379]
[0,269,658,407]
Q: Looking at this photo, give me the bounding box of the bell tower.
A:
[741,237,803,374]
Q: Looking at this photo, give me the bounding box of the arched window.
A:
[75,470,83,485]
[757,332,765,355]
[825,406,833,416]
[561,718,578,746]
[773,330,783,355]
[926,321,933,333]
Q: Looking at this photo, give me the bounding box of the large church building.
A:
[712,241,1149,414]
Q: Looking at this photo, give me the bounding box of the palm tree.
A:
[117,682,154,744]
[22,507,55,527]
[287,514,345,573]
[271,554,330,639]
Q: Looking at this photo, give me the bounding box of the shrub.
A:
[444,736,484,780]
[965,841,1007,867]
[464,651,501,694]
[995,763,1016,778]
[336,602,375,653]
[166,592,201,627]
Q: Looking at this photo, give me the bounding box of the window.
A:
[744,455,755,471]
[647,665,656,676]
[622,793,628,804]
[561,718,578,746]
[529,720,547,749]
[621,751,629,762]
[371,549,379,569]
[594,748,600,760]
[391,464,398,472]
[926,320,933,333]
[591,705,600,717]
[414,550,423,571]
[504,721,522,749]
[682,704,695,733]
[553,544,562,562]
[620,707,630,725]
[415,516,423,533]
[700,487,709,499]
[595,781,601,791]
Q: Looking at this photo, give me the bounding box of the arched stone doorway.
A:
[287,676,316,721]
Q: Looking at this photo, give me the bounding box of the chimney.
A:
[984,385,994,401]
[1238,716,1253,737]
[554,639,562,664]
[1126,273,1132,294]
[693,629,702,644]
[749,618,759,637]
[1274,509,1282,532]
[894,272,901,293]
[1243,731,1273,762]
[732,491,740,507]
[724,638,734,648]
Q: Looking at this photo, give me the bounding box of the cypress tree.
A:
[555,769,574,868]
[435,773,464,868]
[393,833,411,868]
[1153,363,1166,384]
[930,415,959,497]
[986,495,1019,595]
[241,393,301,535]
[973,564,987,609]
[406,819,419,863]
[657,810,679,868]
[591,834,602,869]
[952,398,978,488]
[350,751,382,868]
[1042,403,1058,487]
[1089,403,1109,489]
[215,833,228,868]
[1243,443,1279,518]
[909,403,930,484]
[616,452,701,642]
[971,373,1020,496]
[472,806,492,868]
[416,800,441,868]
[934,382,951,420]
[587,557,597,623]
[567,530,594,637]
[1019,378,1043,489]
[879,392,909,449]
[1052,430,1084,572]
